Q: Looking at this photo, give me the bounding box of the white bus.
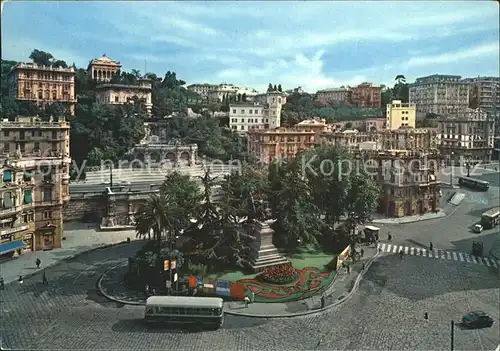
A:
[144,296,224,329]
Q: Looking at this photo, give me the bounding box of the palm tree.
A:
[394,74,406,84]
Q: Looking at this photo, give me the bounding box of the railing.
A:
[13,62,75,72]
[0,224,29,236]
[0,121,69,128]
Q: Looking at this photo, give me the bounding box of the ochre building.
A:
[7,62,76,115]
[0,116,71,257]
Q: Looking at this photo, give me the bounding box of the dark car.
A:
[462,311,494,328]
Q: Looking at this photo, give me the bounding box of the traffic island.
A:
[97,245,380,318]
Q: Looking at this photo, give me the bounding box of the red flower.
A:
[259,263,298,284]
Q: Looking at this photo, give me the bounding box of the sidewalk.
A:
[371,209,447,224]
[0,222,138,284]
[97,244,380,318]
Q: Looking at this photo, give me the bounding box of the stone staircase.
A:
[79,164,234,184]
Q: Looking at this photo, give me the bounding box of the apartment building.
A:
[332,118,386,132]
[409,74,470,118]
[0,116,71,257]
[186,83,217,99]
[207,83,259,102]
[229,91,287,133]
[357,149,442,217]
[315,88,351,104]
[247,119,329,163]
[437,108,496,164]
[350,82,382,108]
[386,100,416,130]
[95,78,153,116]
[7,62,76,115]
[87,55,121,82]
[318,128,438,152]
[462,76,500,117]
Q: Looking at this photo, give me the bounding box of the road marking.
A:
[465,255,472,263]
[404,246,409,254]
[398,245,404,253]
[392,245,398,253]
[452,252,458,261]
[379,243,386,252]
[422,249,427,257]
[471,256,478,264]
[458,252,465,262]
[446,251,452,260]
[385,244,391,252]
[410,247,415,255]
[490,259,498,268]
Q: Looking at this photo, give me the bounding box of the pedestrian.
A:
[152,288,156,295]
[36,258,41,269]
[399,249,404,259]
[424,312,428,320]
[244,296,250,308]
[429,242,433,251]
[361,262,365,270]
[251,291,255,303]
[346,264,351,273]
[0,276,4,290]
[360,248,364,257]
[144,283,150,297]
[42,272,48,285]
[320,295,325,309]
[388,232,392,241]
[18,275,23,284]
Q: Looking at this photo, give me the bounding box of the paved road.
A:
[1,242,498,350]
[375,168,500,255]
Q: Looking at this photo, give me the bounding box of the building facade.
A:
[7,62,76,115]
[186,83,217,99]
[0,116,71,257]
[95,79,153,115]
[386,100,416,130]
[462,76,500,118]
[315,88,351,104]
[350,82,382,108]
[332,118,386,132]
[87,55,121,82]
[437,108,496,164]
[229,91,287,133]
[247,119,329,163]
[358,150,442,218]
[409,74,470,118]
[206,83,259,102]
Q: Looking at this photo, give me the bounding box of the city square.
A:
[1,2,500,350]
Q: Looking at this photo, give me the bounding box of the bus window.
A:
[171,308,180,315]
[187,308,194,315]
[146,308,154,314]
[179,308,186,315]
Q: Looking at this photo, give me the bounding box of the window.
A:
[24,189,32,204]
[249,109,253,114]
[19,143,25,153]
[52,131,57,139]
[2,170,12,182]
[232,109,236,114]
[3,143,9,153]
[43,211,51,219]
[43,187,52,202]
[3,131,9,137]
[240,109,245,113]
[2,192,13,209]
[240,126,244,130]
[20,131,25,140]
[254,109,258,114]
[114,96,119,103]
[52,142,58,152]
[34,142,40,151]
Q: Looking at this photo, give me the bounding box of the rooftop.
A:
[8,62,76,75]
[96,83,151,91]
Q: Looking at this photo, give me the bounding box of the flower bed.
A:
[258,263,299,285]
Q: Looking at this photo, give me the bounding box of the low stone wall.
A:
[63,197,103,222]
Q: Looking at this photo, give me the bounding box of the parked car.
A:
[473,224,484,233]
[462,311,494,328]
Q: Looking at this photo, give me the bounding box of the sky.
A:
[2,1,499,93]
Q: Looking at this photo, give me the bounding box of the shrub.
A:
[258,263,298,285]
[186,262,208,276]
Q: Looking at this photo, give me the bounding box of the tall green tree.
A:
[267,83,273,92]
[29,49,54,66]
[277,84,282,92]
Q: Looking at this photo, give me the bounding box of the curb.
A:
[372,213,446,225]
[97,262,145,306]
[7,240,132,284]
[97,252,381,318]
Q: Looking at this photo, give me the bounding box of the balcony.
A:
[0,205,22,216]
[0,224,29,237]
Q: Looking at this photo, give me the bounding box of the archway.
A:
[165,152,176,166]
[150,152,161,164]
[179,151,190,166]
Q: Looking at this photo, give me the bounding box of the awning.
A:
[0,240,25,255]
[2,170,12,182]
[24,190,33,204]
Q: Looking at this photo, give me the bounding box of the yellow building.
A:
[7,62,76,115]
[0,116,71,256]
[386,100,416,130]
[87,54,122,82]
[95,79,153,116]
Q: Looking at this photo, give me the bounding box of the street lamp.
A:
[450,152,454,185]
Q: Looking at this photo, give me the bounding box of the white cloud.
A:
[404,42,500,68]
